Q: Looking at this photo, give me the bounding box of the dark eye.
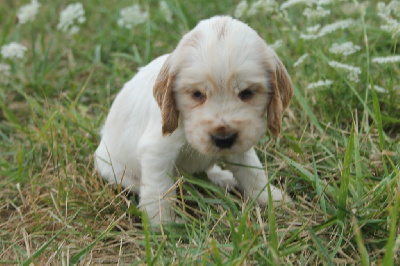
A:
[191,90,206,102]
[238,89,254,100]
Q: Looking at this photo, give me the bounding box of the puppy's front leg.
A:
[225,148,291,206]
[138,136,182,225]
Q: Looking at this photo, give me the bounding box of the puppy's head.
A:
[154,16,293,155]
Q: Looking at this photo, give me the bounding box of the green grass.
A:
[1,0,399,264]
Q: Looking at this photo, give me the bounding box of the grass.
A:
[1,0,399,264]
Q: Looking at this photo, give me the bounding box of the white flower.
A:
[307,79,333,89]
[377,1,400,19]
[300,33,319,40]
[329,60,361,82]
[118,4,148,29]
[293,53,309,67]
[160,1,173,23]
[301,20,354,40]
[0,63,11,84]
[269,40,283,50]
[57,3,86,35]
[317,0,336,5]
[329,42,361,56]
[318,19,354,36]
[248,0,276,16]
[307,24,321,34]
[280,0,314,10]
[377,1,400,38]
[380,18,400,38]
[371,55,400,64]
[303,6,330,20]
[17,0,41,24]
[1,42,28,59]
[369,84,387,93]
[234,1,248,18]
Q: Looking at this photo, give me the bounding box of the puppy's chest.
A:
[175,145,217,173]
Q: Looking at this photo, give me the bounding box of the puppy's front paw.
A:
[254,186,292,206]
[207,165,238,191]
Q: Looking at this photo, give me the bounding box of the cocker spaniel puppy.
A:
[95,16,293,224]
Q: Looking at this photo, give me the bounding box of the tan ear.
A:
[267,55,293,137]
[153,55,179,135]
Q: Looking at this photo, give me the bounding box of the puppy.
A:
[95,16,293,224]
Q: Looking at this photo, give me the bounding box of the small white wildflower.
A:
[301,20,353,40]
[303,6,331,20]
[234,1,248,18]
[377,1,400,19]
[118,4,148,29]
[248,0,276,16]
[377,1,400,38]
[160,1,173,24]
[0,63,11,84]
[329,42,361,56]
[300,33,319,40]
[307,79,333,89]
[293,53,309,67]
[1,42,28,59]
[57,3,86,35]
[269,40,283,50]
[371,55,400,64]
[280,0,315,10]
[307,24,321,34]
[329,60,361,82]
[17,0,41,24]
[380,18,400,38]
[368,84,387,93]
[318,19,354,37]
[317,0,336,5]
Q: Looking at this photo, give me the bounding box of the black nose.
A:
[211,133,238,149]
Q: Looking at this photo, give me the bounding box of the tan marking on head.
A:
[180,29,203,49]
[206,73,219,92]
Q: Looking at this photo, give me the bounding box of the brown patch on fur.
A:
[181,30,203,49]
[267,56,293,137]
[153,54,179,135]
[206,73,219,91]
[212,17,230,40]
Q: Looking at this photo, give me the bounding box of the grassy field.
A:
[1,0,399,264]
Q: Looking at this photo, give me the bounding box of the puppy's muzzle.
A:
[211,133,238,149]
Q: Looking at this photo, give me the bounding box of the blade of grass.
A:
[337,124,354,223]
[69,214,125,264]
[353,217,370,266]
[267,182,278,258]
[308,228,333,266]
[353,126,363,201]
[211,239,222,266]
[312,151,327,219]
[278,151,335,196]
[142,212,153,266]
[293,84,323,133]
[370,82,388,175]
[22,225,66,266]
[382,179,400,266]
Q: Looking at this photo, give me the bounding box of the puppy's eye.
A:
[238,89,254,101]
[191,90,206,102]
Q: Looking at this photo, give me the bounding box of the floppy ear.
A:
[153,54,179,135]
[267,53,293,137]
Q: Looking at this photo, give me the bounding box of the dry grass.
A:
[1,0,399,265]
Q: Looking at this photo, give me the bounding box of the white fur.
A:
[95,16,292,224]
